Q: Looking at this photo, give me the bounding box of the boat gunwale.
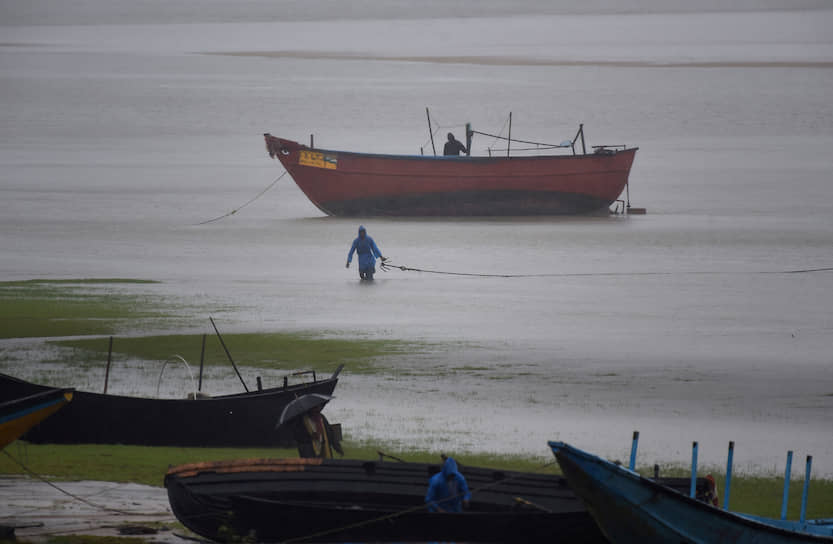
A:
[1,372,337,404]
[271,136,638,164]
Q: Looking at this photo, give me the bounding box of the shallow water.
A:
[1,1,832,476]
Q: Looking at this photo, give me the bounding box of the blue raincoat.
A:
[425,457,471,513]
[347,226,383,271]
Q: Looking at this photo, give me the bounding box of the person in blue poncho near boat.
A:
[346,225,386,280]
[425,456,471,513]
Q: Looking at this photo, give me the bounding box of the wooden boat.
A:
[0,388,73,450]
[164,456,702,542]
[550,441,833,543]
[264,126,638,216]
[0,369,339,447]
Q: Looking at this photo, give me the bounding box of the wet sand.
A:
[0,475,179,542]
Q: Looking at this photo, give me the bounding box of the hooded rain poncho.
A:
[425,457,471,513]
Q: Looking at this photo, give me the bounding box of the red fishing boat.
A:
[264,123,638,216]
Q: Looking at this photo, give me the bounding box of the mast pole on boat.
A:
[507,112,512,157]
[209,316,249,392]
[689,441,698,498]
[781,450,793,520]
[103,335,113,394]
[799,455,812,523]
[426,107,436,156]
[465,122,472,157]
[198,333,206,392]
[723,441,734,510]
[580,123,586,154]
[628,430,639,470]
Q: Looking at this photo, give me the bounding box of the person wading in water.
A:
[346,225,386,280]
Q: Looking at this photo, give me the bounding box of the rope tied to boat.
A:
[379,260,833,279]
[194,170,288,225]
[1,449,168,517]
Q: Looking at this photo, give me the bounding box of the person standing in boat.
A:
[346,225,386,280]
[425,456,471,513]
[443,132,467,156]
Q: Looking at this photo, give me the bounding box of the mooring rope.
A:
[195,171,287,225]
[278,459,558,544]
[1,450,168,517]
[379,261,833,279]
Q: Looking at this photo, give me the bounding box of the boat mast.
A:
[425,107,436,156]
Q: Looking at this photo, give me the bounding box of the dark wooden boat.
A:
[0,369,339,447]
[550,441,833,543]
[165,456,704,542]
[264,126,638,217]
[0,388,73,450]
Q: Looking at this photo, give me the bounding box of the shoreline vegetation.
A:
[2,278,831,522]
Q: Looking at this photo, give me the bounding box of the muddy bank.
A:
[0,476,180,542]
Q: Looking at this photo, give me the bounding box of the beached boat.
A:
[0,388,73,450]
[165,456,701,542]
[0,369,340,447]
[264,124,638,216]
[550,441,833,543]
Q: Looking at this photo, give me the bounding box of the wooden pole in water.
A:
[197,333,206,392]
[507,112,512,158]
[628,431,639,471]
[209,316,249,392]
[689,441,698,498]
[103,336,113,394]
[310,134,314,149]
[426,107,436,156]
[723,441,734,510]
[781,450,793,520]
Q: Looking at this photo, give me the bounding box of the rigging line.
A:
[194,171,287,226]
[485,114,510,151]
[380,262,833,279]
[1,450,168,517]
[279,460,558,544]
[471,129,562,148]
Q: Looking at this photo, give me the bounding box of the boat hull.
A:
[165,456,700,542]
[0,373,338,447]
[165,457,603,542]
[0,388,73,450]
[550,441,833,543]
[266,136,637,216]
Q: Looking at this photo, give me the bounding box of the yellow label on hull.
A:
[299,150,338,170]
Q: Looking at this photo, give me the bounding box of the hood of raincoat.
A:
[441,457,459,478]
[358,225,366,235]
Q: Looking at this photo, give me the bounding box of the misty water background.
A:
[1,0,832,475]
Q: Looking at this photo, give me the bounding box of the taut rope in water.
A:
[195,171,287,225]
[379,261,833,279]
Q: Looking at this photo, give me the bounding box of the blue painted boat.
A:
[549,441,833,543]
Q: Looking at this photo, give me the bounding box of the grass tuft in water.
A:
[0,279,173,339]
[52,332,417,374]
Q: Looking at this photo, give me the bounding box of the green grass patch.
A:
[0,279,172,339]
[53,332,417,374]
